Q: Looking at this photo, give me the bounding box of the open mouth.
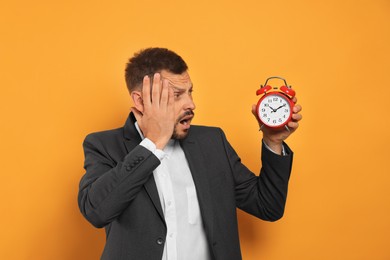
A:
[178,111,194,126]
[179,116,193,125]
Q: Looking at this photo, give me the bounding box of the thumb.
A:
[251,104,257,117]
[251,104,262,128]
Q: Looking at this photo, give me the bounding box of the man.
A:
[78,47,302,260]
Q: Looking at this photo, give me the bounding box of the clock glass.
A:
[257,93,291,128]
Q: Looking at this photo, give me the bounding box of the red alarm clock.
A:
[255,76,296,130]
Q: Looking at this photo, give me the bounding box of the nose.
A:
[184,94,196,111]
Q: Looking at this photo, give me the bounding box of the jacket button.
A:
[156,238,164,245]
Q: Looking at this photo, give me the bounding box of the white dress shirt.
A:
[135,123,211,260]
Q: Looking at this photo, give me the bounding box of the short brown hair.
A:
[125,47,188,92]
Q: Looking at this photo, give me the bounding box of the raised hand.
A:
[131,73,175,149]
[252,96,302,154]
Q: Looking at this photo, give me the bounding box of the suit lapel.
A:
[180,134,215,241]
[123,113,165,222]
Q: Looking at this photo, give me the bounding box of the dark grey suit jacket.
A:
[78,113,293,260]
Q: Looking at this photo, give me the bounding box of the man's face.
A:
[160,70,196,139]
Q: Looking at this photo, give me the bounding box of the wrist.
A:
[150,136,170,150]
[263,137,283,155]
[155,141,167,150]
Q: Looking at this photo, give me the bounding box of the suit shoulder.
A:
[189,125,225,138]
[84,127,124,144]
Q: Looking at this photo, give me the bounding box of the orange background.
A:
[1,0,390,259]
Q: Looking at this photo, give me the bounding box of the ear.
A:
[131,91,144,113]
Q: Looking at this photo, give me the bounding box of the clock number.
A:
[273,97,278,102]
[261,108,265,112]
[263,113,267,118]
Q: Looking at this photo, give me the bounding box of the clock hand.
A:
[268,105,277,113]
[275,104,286,111]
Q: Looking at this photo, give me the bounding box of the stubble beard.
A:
[171,110,194,140]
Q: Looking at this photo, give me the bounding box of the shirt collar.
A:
[134,121,145,140]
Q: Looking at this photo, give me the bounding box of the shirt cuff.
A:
[139,138,166,160]
[262,140,287,156]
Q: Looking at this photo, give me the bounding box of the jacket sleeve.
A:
[221,129,293,221]
[78,133,161,228]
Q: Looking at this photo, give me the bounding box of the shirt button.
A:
[167,201,172,206]
[156,238,164,245]
[169,233,174,238]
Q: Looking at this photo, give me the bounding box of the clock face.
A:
[257,93,292,128]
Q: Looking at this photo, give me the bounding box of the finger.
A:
[160,79,169,109]
[152,73,161,106]
[293,104,302,113]
[287,121,299,130]
[167,84,174,111]
[292,113,302,122]
[292,96,298,103]
[142,75,151,108]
